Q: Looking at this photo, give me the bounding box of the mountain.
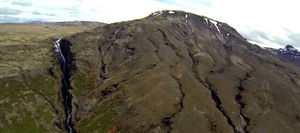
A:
[1,10,300,133]
[264,45,300,67]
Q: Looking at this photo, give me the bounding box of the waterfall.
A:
[54,39,74,133]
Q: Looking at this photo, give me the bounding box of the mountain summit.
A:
[1,10,300,133]
[55,10,300,132]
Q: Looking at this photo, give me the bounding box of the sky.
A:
[0,0,299,49]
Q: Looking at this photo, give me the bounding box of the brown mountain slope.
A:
[58,10,300,132]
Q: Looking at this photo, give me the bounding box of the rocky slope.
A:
[264,45,300,67]
[56,10,300,132]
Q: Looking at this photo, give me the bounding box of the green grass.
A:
[0,75,63,132]
[71,71,87,96]
[1,112,46,133]
[27,75,58,101]
[71,70,98,97]
[77,99,121,133]
[0,23,101,43]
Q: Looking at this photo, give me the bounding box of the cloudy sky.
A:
[0,0,299,49]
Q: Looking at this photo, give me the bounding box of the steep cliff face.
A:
[62,10,300,132]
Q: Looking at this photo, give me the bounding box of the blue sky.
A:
[0,0,299,49]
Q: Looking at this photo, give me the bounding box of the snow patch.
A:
[227,33,230,36]
[169,10,175,14]
[152,12,159,16]
[185,14,188,18]
[192,29,195,33]
[204,18,209,24]
[194,52,211,58]
[152,11,163,17]
[210,20,221,35]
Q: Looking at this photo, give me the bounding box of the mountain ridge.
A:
[59,10,300,132]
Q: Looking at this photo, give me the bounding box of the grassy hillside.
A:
[0,22,104,43]
[0,22,104,132]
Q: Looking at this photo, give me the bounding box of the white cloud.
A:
[205,0,300,49]
[11,0,32,6]
[75,0,179,22]
[0,0,299,49]
[0,7,22,15]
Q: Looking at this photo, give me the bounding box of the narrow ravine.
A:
[161,75,185,133]
[206,81,236,132]
[54,39,75,133]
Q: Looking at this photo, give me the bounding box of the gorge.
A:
[54,39,75,133]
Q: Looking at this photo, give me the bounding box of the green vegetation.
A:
[0,75,62,132]
[0,23,102,43]
[71,71,87,96]
[27,75,58,100]
[1,112,46,133]
[77,99,121,132]
[0,22,104,132]
[71,69,98,97]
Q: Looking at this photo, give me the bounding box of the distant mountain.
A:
[1,20,106,27]
[54,21,106,27]
[264,45,300,67]
[24,20,106,27]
